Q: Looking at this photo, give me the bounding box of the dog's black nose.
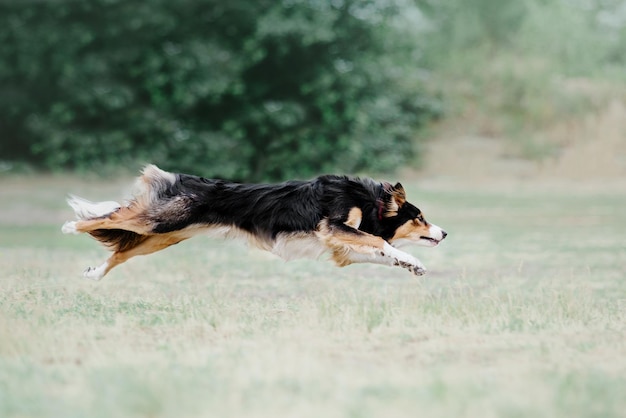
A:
[441,230,448,240]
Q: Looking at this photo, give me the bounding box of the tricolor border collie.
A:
[62,165,446,280]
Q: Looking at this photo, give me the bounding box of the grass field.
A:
[1,175,625,418]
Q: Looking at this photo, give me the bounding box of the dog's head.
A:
[380,182,447,248]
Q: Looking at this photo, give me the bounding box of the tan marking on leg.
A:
[344,207,362,229]
[99,228,200,277]
[316,219,386,267]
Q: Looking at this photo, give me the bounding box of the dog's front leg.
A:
[343,243,425,275]
[318,217,426,276]
[338,245,426,275]
[379,242,426,275]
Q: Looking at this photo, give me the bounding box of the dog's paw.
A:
[83,266,105,281]
[412,264,427,276]
[62,221,79,235]
[397,260,427,276]
[390,254,426,276]
[381,243,427,276]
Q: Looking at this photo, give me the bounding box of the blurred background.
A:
[1,0,625,183]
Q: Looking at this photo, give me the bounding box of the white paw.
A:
[382,243,426,276]
[83,264,106,281]
[393,256,426,276]
[405,261,427,276]
[67,195,120,220]
[62,221,79,235]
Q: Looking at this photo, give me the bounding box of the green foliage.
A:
[416,0,626,160]
[0,0,437,180]
[418,0,626,73]
[418,0,527,52]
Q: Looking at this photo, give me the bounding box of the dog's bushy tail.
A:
[67,164,176,252]
[131,164,177,210]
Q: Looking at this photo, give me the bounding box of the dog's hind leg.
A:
[82,241,159,281]
[63,204,154,237]
[82,232,190,280]
[66,194,121,221]
[63,191,157,236]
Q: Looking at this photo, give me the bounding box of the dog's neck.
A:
[377,183,392,221]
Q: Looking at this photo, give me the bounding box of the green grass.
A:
[1,176,625,418]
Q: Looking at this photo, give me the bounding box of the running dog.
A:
[62,165,447,280]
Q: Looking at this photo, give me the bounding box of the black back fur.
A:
[148,174,423,242]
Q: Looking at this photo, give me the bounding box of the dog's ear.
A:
[392,182,406,206]
[382,182,406,217]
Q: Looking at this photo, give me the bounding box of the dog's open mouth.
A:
[420,236,440,245]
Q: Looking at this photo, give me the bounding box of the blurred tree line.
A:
[415,0,626,158]
[0,0,439,180]
[3,0,623,180]
[417,0,626,73]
